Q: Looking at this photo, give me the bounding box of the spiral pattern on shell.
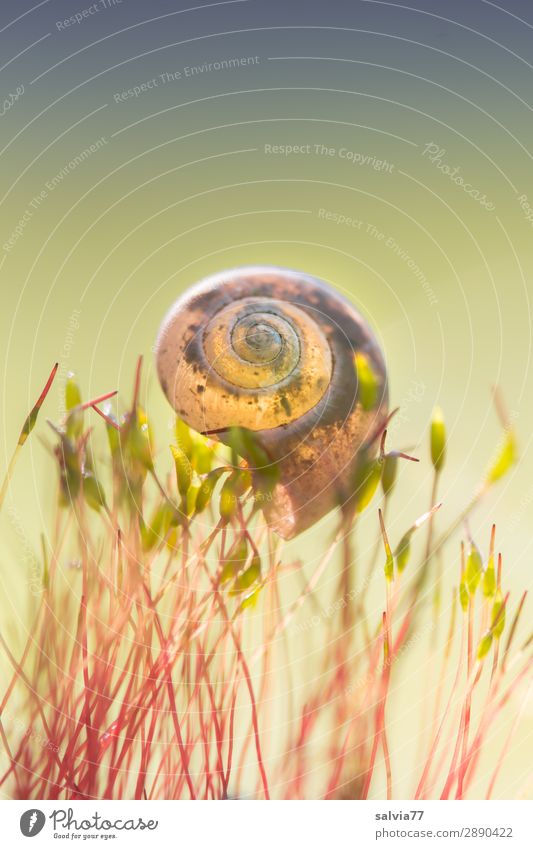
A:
[156,266,388,538]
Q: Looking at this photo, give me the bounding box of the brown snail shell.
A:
[155,266,388,538]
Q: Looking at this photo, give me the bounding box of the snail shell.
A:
[155,266,388,538]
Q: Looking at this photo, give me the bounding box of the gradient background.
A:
[1,0,532,799]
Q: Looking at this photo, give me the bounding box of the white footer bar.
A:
[2,799,531,848]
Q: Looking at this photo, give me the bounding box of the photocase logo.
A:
[20,809,46,837]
